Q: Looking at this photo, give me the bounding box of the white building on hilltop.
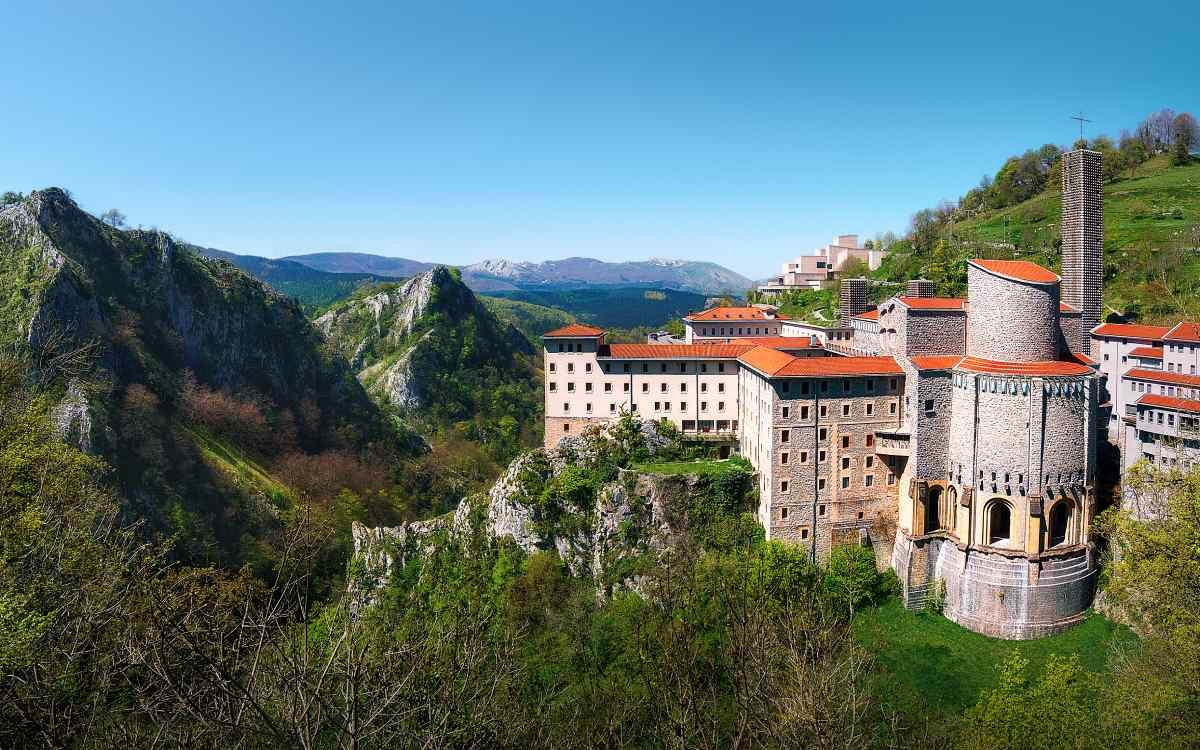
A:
[759,234,885,295]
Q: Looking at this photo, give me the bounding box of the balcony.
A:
[874,430,912,457]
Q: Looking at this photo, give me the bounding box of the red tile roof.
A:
[896,296,966,310]
[970,259,1059,284]
[543,323,606,337]
[1165,322,1200,342]
[1091,323,1171,340]
[1065,352,1099,367]
[1130,346,1164,359]
[685,306,789,321]
[956,357,1093,376]
[910,356,962,370]
[1124,367,1200,388]
[854,309,879,320]
[1059,301,1078,313]
[601,343,753,359]
[736,346,800,376]
[1136,394,1200,414]
[776,355,902,377]
[738,346,902,377]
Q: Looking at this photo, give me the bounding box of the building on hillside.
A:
[906,278,936,298]
[543,148,1107,640]
[1093,321,1200,473]
[758,234,885,295]
[682,306,788,342]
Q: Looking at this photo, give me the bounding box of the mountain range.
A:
[201,249,752,299]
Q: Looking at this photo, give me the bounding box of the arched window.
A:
[925,486,943,532]
[987,501,1012,546]
[1048,501,1072,547]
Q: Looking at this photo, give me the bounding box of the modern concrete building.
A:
[758,234,886,295]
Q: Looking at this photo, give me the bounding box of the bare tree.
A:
[101,208,127,228]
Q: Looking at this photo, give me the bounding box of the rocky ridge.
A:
[350,420,756,604]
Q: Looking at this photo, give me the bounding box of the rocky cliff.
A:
[350,420,757,603]
[0,188,389,452]
[315,266,536,421]
[0,189,417,561]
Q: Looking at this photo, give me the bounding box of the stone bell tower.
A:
[1060,149,1103,344]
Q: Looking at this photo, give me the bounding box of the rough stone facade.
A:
[1062,149,1104,336]
[966,264,1059,362]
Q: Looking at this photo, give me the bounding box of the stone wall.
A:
[967,265,1059,362]
[904,311,967,356]
[894,534,1097,639]
[544,416,603,450]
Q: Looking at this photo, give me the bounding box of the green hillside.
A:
[875,155,1200,324]
[482,295,576,340]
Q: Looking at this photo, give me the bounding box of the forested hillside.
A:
[875,108,1200,323]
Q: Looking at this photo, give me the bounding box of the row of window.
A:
[779,428,880,446]
[549,380,727,394]
[694,326,777,336]
[780,448,878,467]
[776,377,899,396]
[559,401,728,414]
[1132,379,1200,400]
[1166,362,1198,374]
[777,472,892,494]
[548,360,732,374]
[778,400,897,420]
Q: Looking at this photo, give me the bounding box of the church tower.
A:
[1060,149,1104,344]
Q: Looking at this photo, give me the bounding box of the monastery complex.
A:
[542,148,1199,639]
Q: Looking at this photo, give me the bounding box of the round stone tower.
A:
[891,258,1099,639]
[966,259,1060,362]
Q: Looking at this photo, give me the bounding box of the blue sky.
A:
[3,1,1197,278]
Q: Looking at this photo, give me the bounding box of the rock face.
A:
[315,266,533,415]
[0,188,393,454]
[350,420,754,602]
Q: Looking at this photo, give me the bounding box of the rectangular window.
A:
[660,363,667,373]
[800,451,809,463]
[780,480,789,492]
[701,401,708,411]
[654,401,660,411]
[549,363,556,373]
[701,383,708,393]
[866,456,874,468]
[782,406,790,418]
[864,475,873,487]
[718,363,726,373]
[567,383,575,392]
[563,402,570,412]
[661,383,668,393]
[801,406,810,419]
[642,363,649,373]
[585,382,593,392]
[701,363,708,373]
[586,402,592,413]
[604,383,612,392]
[680,383,687,393]
[841,457,851,470]
[781,429,790,442]
[819,427,828,440]
[889,402,897,415]
[841,435,850,448]
[642,383,649,393]
[585,363,592,373]
[819,449,827,462]
[842,403,851,417]
[841,476,850,489]
[718,383,726,393]
[801,528,809,539]
[866,403,874,416]
[818,504,826,516]
[680,402,686,411]
[890,378,898,391]
[623,363,631,373]
[623,382,630,392]
[781,506,789,519]
[820,404,828,418]
[781,452,789,465]
[549,382,557,392]
[567,363,574,373]
[865,434,874,447]
[818,478,826,490]
[718,401,725,411]
[924,399,934,412]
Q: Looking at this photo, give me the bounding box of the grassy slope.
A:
[856,600,1137,717]
[482,296,575,341]
[183,425,294,503]
[635,458,742,476]
[876,156,1200,323]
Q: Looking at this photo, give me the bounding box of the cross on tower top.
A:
[1070,113,1093,146]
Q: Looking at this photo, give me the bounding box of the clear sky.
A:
[3,1,1197,278]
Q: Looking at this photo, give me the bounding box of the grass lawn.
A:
[855,598,1137,717]
[634,458,744,477]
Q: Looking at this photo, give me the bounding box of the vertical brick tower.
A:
[1061,150,1103,342]
[839,277,870,325]
[906,278,936,298]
